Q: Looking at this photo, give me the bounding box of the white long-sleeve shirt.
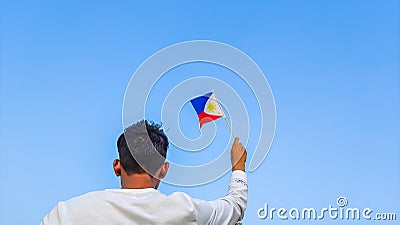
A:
[41,170,247,225]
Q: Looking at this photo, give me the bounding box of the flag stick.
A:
[223,116,235,138]
[212,90,235,138]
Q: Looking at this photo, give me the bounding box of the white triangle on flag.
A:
[204,93,224,116]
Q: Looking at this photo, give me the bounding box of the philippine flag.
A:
[190,92,224,128]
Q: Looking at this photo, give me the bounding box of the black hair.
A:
[117,120,169,175]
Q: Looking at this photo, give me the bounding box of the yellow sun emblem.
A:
[206,102,217,113]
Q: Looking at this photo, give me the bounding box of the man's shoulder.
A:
[67,188,158,200]
[61,189,111,206]
[167,191,193,201]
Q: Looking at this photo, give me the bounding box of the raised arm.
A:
[192,137,248,225]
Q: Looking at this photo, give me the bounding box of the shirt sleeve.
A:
[191,170,248,225]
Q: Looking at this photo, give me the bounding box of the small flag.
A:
[190,92,224,128]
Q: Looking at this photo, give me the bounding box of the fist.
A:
[231,137,247,171]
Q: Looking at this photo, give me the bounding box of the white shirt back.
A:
[41,170,247,225]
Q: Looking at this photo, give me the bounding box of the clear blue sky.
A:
[1,1,399,224]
